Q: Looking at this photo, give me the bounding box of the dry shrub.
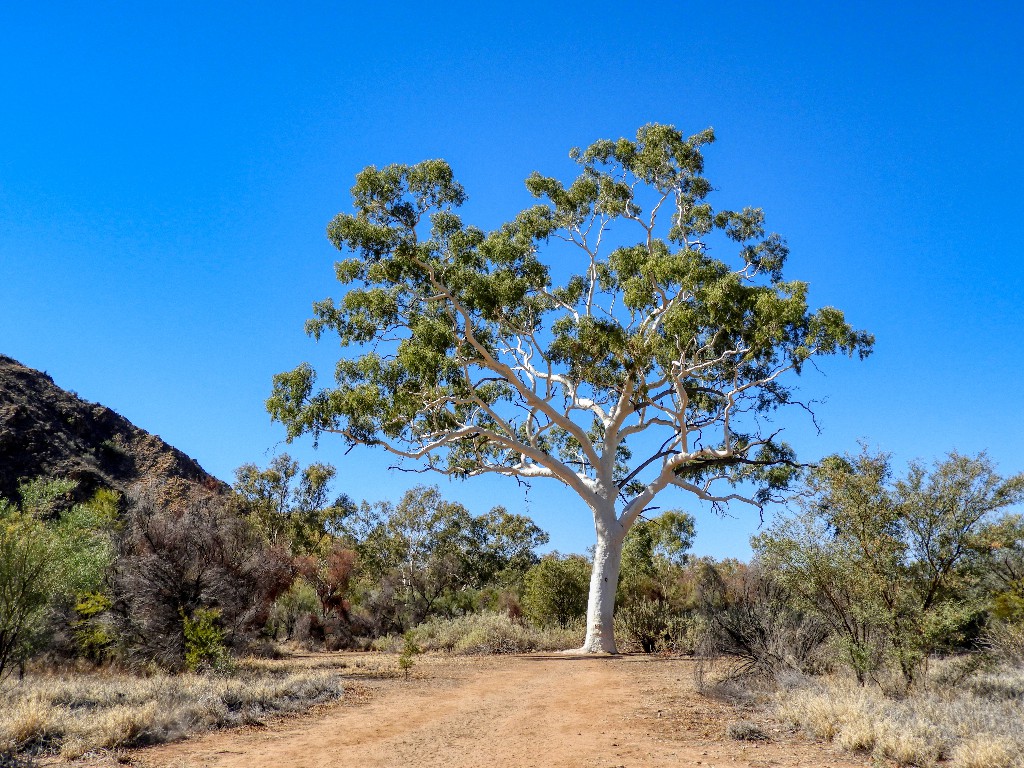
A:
[834,717,876,753]
[615,601,705,654]
[90,702,158,748]
[0,695,65,750]
[725,720,768,741]
[984,620,1024,666]
[113,483,292,669]
[696,563,829,682]
[873,723,943,767]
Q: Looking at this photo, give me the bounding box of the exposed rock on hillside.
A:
[0,354,227,504]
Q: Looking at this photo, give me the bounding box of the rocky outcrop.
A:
[0,354,227,505]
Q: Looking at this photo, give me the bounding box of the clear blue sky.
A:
[2,2,1022,559]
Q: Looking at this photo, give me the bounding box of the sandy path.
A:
[125,655,862,768]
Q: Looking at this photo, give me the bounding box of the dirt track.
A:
[118,654,863,768]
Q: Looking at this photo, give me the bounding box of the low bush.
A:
[984,620,1024,666]
[266,578,323,642]
[616,599,672,653]
[521,554,590,628]
[725,720,768,741]
[398,612,584,655]
[614,601,706,654]
[183,608,228,671]
[695,562,830,681]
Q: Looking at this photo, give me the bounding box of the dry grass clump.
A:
[725,720,768,741]
[1,696,65,751]
[0,661,342,761]
[950,735,1019,768]
[392,612,584,655]
[775,662,1024,767]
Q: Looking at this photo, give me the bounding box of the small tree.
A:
[234,454,356,556]
[0,507,54,679]
[754,449,1024,688]
[350,485,547,631]
[269,123,872,652]
[522,553,591,628]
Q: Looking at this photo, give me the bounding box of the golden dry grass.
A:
[775,662,1024,767]
[0,653,390,761]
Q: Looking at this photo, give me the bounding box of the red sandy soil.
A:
[74,654,866,768]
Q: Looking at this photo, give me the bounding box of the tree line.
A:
[2,446,1022,692]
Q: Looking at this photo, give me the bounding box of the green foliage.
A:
[619,511,695,595]
[51,496,117,598]
[234,453,356,556]
[13,477,76,517]
[976,514,1024,624]
[991,589,1024,624]
[182,608,228,672]
[0,480,116,678]
[521,553,591,627]
[470,505,550,589]
[266,578,323,641]
[269,121,871,520]
[753,449,1024,689]
[350,485,546,632]
[0,507,54,678]
[73,591,116,661]
[398,631,421,679]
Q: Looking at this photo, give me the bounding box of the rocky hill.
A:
[0,354,227,505]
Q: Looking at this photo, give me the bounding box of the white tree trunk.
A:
[579,515,625,653]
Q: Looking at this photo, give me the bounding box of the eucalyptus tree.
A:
[269,123,873,652]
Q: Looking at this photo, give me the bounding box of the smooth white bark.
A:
[579,502,625,654]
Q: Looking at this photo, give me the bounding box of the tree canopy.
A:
[269,123,873,651]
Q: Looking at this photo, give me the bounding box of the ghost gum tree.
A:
[269,124,873,653]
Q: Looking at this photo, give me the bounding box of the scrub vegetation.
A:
[4,448,1023,766]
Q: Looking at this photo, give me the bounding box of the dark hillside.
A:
[0,354,227,504]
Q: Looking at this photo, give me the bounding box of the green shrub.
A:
[754,450,1024,690]
[0,513,53,679]
[73,592,116,661]
[267,578,323,641]
[521,554,590,628]
[183,608,227,672]
[398,631,421,678]
[0,479,115,678]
